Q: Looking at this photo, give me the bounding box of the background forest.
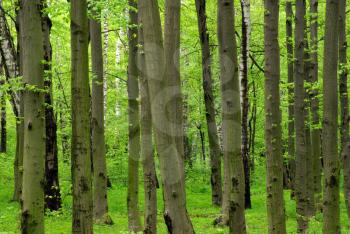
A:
[0,0,349,233]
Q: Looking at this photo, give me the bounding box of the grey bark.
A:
[20,0,45,233]
[70,0,93,232]
[217,0,246,232]
[322,0,340,233]
[264,0,286,232]
[127,0,142,231]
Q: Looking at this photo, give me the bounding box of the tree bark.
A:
[90,12,112,225]
[138,20,158,233]
[41,2,61,211]
[263,1,286,233]
[195,0,223,206]
[322,0,340,233]
[285,0,295,193]
[127,0,142,231]
[339,0,350,219]
[138,0,195,233]
[20,0,45,233]
[309,0,322,211]
[164,0,186,190]
[294,0,309,232]
[70,0,93,232]
[304,42,315,216]
[240,0,251,210]
[0,80,6,153]
[217,0,246,232]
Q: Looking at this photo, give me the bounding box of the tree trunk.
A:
[304,42,315,216]
[127,0,142,232]
[164,0,186,190]
[138,0,195,233]
[285,0,295,194]
[309,0,322,211]
[0,77,6,153]
[218,0,246,232]
[322,0,340,233]
[263,1,286,233]
[294,0,309,232]
[41,3,61,211]
[20,0,45,233]
[240,0,251,210]
[138,20,158,233]
[195,0,223,206]
[70,0,93,232]
[339,0,350,219]
[90,12,112,225]
[249,80,257,169]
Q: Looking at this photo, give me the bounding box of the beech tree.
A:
[90,9,112,224]
[285,0,295,192]
[294,0,309,231]
[264,0,286,233]
[127,0,142,231]
[41,1,61,211]
[322,0,340,232]
[138,17,158,233]
[20,0,45,233]
[138,0,194,232]
[70,0,93,232]
[309,0,322,210]
[218,0,246,232]
[195,0,223,206]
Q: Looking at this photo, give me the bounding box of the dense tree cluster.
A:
[0,0,349,233]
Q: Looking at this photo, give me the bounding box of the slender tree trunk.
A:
[240,0,251,210]
[164,0,186,189]
[309,0,322,211]
[198,124,206,162]
[263,1,286,233]
[294,0,309,232]
[249,80,257,169]
[339,0,350,219]
[138,0,195,232]
[286,0,295,193]
[195,0,223,206]
[0,81,6,153]
[127,0,142,231]
[218,0,246,232]
[20,0,45,233]
[138,21,158,233]
[103,15,108,116]
[70,0,93,232]
[90,12,112,225]
[41,3,61,211]
[322,0,340,233]
[304,42,315,216]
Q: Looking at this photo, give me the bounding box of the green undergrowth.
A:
[1,153,350,233]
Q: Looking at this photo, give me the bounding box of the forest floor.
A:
[1,150,350,233]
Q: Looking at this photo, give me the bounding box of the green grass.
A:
[1,152,350,233]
